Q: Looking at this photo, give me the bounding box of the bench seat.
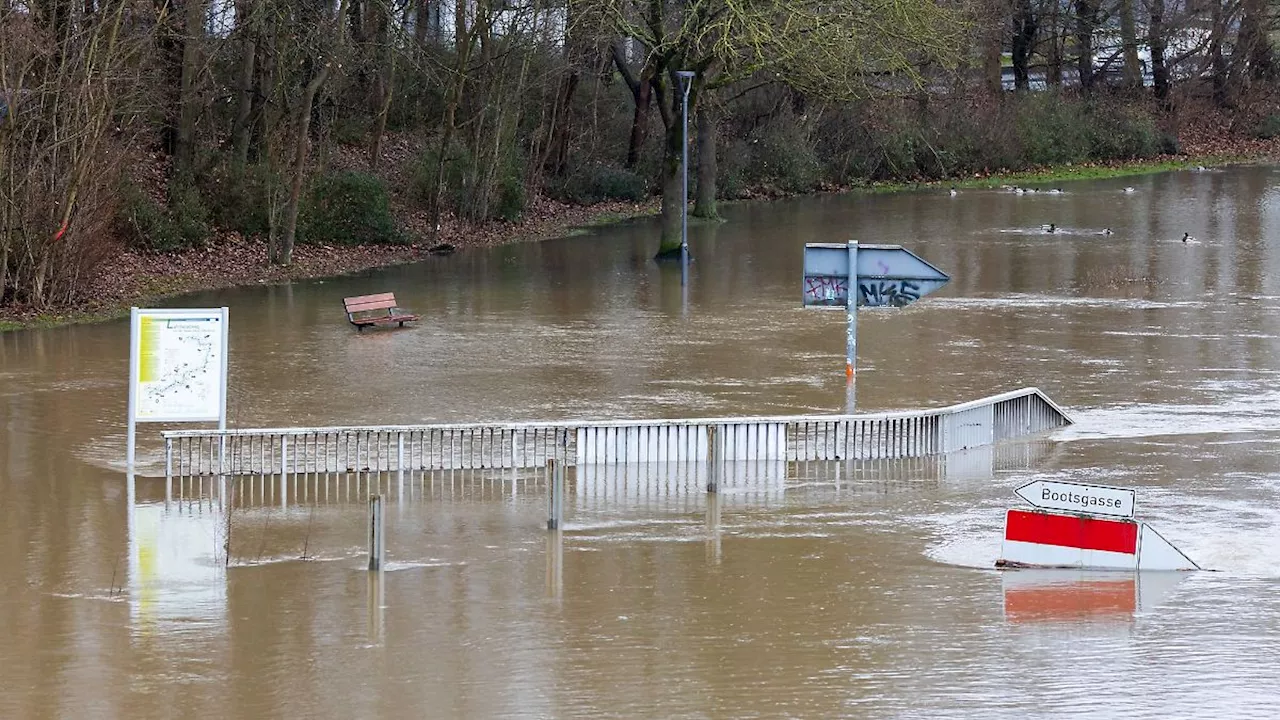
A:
[343,292,419,330]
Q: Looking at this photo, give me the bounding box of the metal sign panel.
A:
[130,308,228,423]
[802,243,950,308]
[1014,479,1136,519]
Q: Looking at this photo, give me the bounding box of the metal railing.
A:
[161,387,1070,479]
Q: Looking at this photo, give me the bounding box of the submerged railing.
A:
[161,387,1071,479]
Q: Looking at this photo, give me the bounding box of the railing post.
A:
[547,459,563,530]
[706,425,719,493]
[396,432,405,500]
[279,435,289,509]
[368,494,385,572]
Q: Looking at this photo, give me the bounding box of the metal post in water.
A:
[368,494,385,571]
[846,241,859,413]
[706,425,719,493]
[546,459,564,530]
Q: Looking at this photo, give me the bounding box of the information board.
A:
[130,309,228,422]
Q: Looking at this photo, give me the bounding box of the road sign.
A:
[801,242,950,410]
[802,243,950,308]
[996,509,1200,571]
[1014,479,1136,519]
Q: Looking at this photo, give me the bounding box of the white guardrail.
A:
[161,388,1072,479]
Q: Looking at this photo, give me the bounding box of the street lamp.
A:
[676,70,696,284]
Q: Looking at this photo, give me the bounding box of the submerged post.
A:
[706,425,720,493]
[547,459,564,530]
[368,494,385,571]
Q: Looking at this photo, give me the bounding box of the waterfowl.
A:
[1099,228,1113,235]
[949,188,958,197]
[1042,223,1057,233]
[1123,187,1136,193]
[1047,188,1064,195]
[1182,232,1194,243]
[1194,165,1208,172]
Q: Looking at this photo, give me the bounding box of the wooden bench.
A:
[343,293,419,331]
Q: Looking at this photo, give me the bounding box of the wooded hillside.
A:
[2,0,1277,311]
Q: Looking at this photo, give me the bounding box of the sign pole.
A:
[845,242,858,412]
[127,307,139,472]
[218,307,229,475]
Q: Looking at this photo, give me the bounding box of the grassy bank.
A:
[843,157,1217,195]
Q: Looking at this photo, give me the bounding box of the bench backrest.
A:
[344,293,398,315]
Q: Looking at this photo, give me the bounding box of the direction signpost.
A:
[1014,479,1136,519]
[802,242,950,410]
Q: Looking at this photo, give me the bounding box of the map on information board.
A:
[131,309,226,422]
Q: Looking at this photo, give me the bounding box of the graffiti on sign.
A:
[858,280,922,307]
[803,276,849,306]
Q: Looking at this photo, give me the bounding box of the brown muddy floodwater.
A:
[4,167,1280,719]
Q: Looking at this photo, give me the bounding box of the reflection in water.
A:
[367,569,384,645]
[705,491,722,564]
[1002,570,1187,624]
[128,474,227,633]
[545,529,563,599]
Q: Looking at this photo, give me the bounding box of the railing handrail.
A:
[160,387,1065,439]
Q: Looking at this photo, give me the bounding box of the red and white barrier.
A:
[997,508,1199,571]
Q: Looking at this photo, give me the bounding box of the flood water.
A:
[4,166,1280,718]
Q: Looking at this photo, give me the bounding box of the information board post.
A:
[127,307,229,473]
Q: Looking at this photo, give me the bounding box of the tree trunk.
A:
[1238,0,1274,83]
[175,0,207,179]
[155,0,182,158]
[612,44,654,170]
[275,0,349,266]
[548,70,579,177]
[1149,0,1169,101]
[275,66,329,266]
[1209,0,1229,107]
[626,77,652,169]
[1011,0,1036,91]
[692,102,717,220]
[983,22,1003,94]
[231,0,256,171]
[1047,3,1062,86]
[1075,0,1097,91]
[1119,0,1142,90]
[368,0,394,169]
[656,119,683,258]
[426,0,477,235]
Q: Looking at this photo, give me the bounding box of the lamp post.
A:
[676,70,695,286]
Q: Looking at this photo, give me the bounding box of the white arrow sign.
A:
[1014,480,1136,519]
